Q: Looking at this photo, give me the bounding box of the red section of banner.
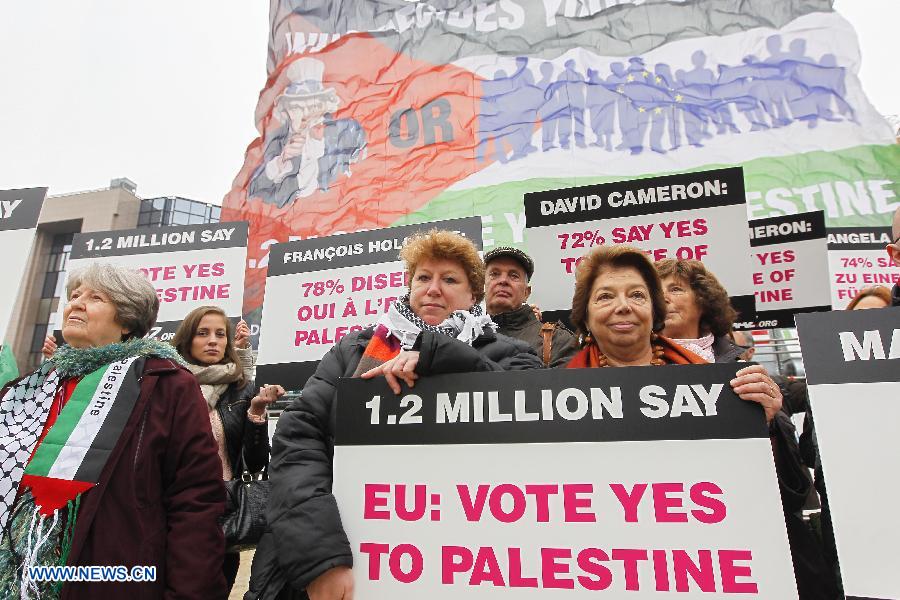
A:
[223,34,485,316]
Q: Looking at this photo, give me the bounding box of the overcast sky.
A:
[0,1,895,205]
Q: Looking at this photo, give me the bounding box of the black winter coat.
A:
[247,326,542,598]
[713,335,745,363]
[714,341,839,598]
[217,380,270,475]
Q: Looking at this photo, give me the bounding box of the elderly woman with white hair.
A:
[0,263,226,599]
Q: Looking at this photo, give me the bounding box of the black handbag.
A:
[221,453,270,551]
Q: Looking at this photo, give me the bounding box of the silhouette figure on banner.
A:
[473,35,856,165]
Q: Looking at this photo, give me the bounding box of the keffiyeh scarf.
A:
[0,338,182,599]
[352,295,496,377]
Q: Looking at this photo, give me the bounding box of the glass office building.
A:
[138,196,221,227]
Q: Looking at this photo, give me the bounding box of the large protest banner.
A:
[797,307,900,600]
[63,222,249,340]
[825,226,896,309]
[735,211,830,329]
[0,187,46,343]
[223,0,899,331]
[257,217,482,390]
[334,365,797,597]
[524,167,754,322]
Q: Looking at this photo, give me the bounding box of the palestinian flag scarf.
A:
[3,358,142,599]
[0,338,183,599]
[21,356,142,517]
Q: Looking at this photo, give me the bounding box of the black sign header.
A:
[826,226,892,251]
[749,211,827,248]
[798,307,900,386]
[70,221,249,259]
[524,167,745,228]
[267,217,483,276]
[0,187,46,232]
[336,363,766,446]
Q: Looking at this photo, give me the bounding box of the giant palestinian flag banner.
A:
[223,0,900,326]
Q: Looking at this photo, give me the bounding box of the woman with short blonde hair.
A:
[400,229,486,303]
[249,230,541,599]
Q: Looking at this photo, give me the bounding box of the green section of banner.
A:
[0,345,17,389]
[394,144,900,248]
[24,366,105,477]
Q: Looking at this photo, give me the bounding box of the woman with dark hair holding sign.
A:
[566,246,780,411]
[0,263,225,599]
[250,230,541,600]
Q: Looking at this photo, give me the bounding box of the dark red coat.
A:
[56,357,227,599]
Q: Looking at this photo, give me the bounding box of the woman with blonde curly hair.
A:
[249,230,542,600]
[655,258,744,363]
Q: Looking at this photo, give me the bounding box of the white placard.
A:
[737,211,831,329]
[334,366,798,598]
[826,226,896,309]
[524,168,754,320]
[61,222,248,340]
[0,187,46,342]
[797,307,900,599]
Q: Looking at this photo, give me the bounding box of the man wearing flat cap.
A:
[483,247,578,368]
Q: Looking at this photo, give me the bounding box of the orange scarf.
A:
[566,335,708,368]
[352,324,402,377]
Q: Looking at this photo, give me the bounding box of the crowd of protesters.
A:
[0,207,897,599]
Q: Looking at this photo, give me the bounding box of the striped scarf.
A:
[0,339,181,599]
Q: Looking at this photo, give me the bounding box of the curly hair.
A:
[655,258,737,337]
[400,229,485,303]
[171,306,247,389]
[570,245,667,338]
[846,286,891,310]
